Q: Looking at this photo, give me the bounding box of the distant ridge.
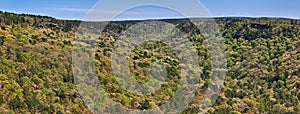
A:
[0,10,299,22]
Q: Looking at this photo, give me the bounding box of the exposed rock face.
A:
[37,22,60,29]
[244,22,272,29]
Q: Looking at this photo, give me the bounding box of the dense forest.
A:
[0,11,299,113]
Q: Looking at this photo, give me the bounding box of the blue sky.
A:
[0,0,299,21]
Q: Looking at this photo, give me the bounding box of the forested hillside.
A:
[0,11,299,113]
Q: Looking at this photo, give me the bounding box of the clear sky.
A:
[0,0,299,21]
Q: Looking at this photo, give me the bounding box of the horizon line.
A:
[1,10,300,22]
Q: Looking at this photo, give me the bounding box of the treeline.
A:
[0,11,81,32]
